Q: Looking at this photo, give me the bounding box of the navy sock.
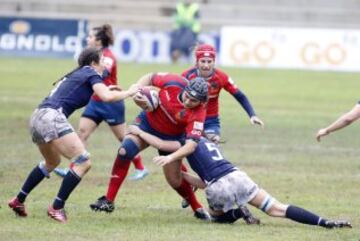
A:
[213,208,244,224]
[285,205,327,226]
[17,166,46,203]
[53,170,81,210]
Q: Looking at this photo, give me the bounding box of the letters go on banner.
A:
[220,26,360,72]
[0,17,87,58]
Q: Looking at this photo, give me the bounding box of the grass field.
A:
[0,58,359,241]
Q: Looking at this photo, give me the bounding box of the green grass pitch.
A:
[0,58,359,241]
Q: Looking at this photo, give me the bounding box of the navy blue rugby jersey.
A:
[186,138,236,184]
[39,66,103,117]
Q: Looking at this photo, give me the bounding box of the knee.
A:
[167,176,182,188]
[163,168,182,188]
[118,138,140,161]
[78,127,89,142]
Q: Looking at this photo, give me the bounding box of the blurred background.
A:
[1,2,360,240]
[1,0,360,71]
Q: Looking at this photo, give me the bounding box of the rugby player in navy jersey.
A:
[316,101,360,142]
[8,47,139,223]
[53,24,148,181]
[128,125,352,229]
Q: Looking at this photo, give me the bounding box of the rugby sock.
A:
[285,205,327,226]
[174,179,202,212]
[213,208,244,224]
[53,169,81,210]
[132,155,144,170]
[17,166,46,203]
[106,155,131,202]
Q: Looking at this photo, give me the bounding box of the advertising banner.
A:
[0,17,87,58]
[220,26,360,72]
[111,29,219,63]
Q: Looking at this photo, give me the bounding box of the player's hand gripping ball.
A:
[133,87,160,112]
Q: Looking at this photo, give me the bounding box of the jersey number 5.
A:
[205,142,224,161]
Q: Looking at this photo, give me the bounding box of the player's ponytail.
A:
[93,24,114,47]
[53,47,101,86]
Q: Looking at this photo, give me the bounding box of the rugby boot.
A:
[47,206,67,223]
[129,168,149,181]
[324,220,352,229]
[194,207,212,222]
[8,197,27,217]
[89,196,115,213]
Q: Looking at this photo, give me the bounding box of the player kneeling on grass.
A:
[128,125,352,228]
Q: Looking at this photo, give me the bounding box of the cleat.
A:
[194,207,212,222]
[89,196,115,213]
[239,206,260,225]
[128,168,149,181]
[53,168,69,178]
[8,197,27,217]
[47,206,67,223]
[181,187,198,209]
[324,220,352,229]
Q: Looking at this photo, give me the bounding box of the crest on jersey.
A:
[175,109,186,120]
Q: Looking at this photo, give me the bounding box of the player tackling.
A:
[128,125,352,229]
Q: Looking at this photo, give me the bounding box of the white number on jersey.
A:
[205,142,224,161]
[49,77,67,97]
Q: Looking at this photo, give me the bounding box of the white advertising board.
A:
[220,26,360,72]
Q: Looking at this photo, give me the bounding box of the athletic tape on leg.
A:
[259,194,275,212]
[71,151,90,165]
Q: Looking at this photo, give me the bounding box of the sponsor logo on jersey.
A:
[193,121,204,131]
[191,130,202,136]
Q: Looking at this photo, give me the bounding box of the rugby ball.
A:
[134,87,160,112]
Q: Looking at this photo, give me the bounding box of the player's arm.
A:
[135,73,154,87]
[226,77,264,127]
[153,110,205,166]
[128,125,181,152]
[153,139,198,167]
[92,82,139,102]
[181,171,206,189]
[316,103,360,141]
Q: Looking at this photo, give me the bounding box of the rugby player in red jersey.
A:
[90,73,212,220]
[182,43,264,144]
[179,43,263,223]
